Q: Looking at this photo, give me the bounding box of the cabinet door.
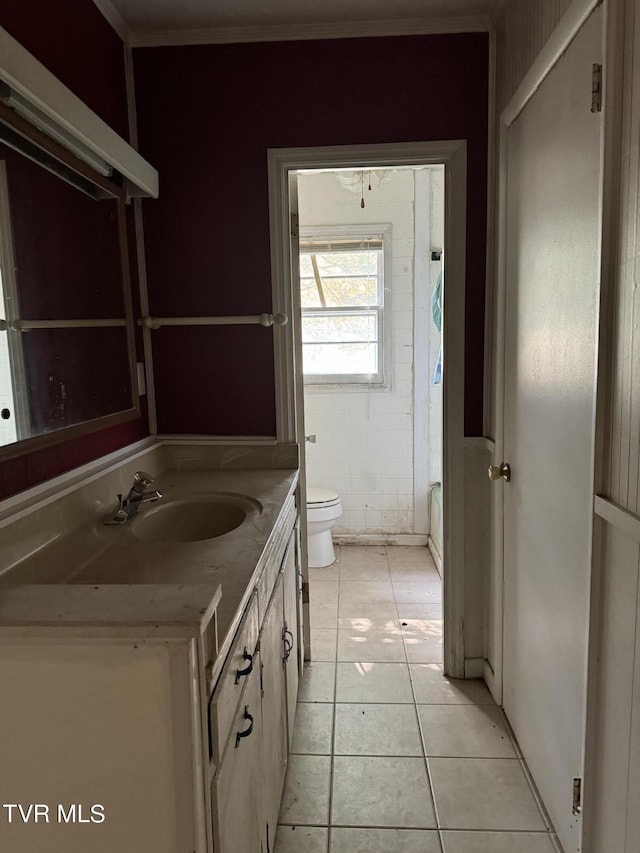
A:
[259,573,288,846]
[211,650,262,853]
[282,532,300,749]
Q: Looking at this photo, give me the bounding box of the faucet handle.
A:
[132,471,154,491]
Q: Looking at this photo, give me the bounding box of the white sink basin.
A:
[131,493,262,544]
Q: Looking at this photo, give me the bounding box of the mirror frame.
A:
[0,100,140,463]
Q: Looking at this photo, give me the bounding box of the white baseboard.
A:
[483,659,502,705]
[464,657,485,679]
[427,536,442,576]
[334,533,429,546]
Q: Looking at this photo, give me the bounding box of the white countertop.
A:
[0,467,298,642]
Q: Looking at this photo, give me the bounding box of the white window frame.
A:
[299,223,392,388]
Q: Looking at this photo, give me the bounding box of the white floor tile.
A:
[393,581,442,604]
[331,827,442,852]
[410,665,495,705]
[310,628,337,661]
[418,706,516,758]
[398,603,443,620]
[400,618,443,637]
[309,564,340,581]
[275,825,328,853]
[339,545,387,565]
[334,703,423,756]
[309,580,339,604]
[403,630,443,663]
[310,601,339,628]
[340,562,391,581]
[338,613,400,632]
[276,545,557,846]
[298,662,335,703]
[338,628,406,662]
[332,755,436,828]
[429,758,547,830]
[278,754,331,825]
[340,580,395,603]
[440,830,556,853]
[291,703,334,755]
[389,564,442,583]
[386,545,434,564]
[336,662,414,703]
[338,602,399,626]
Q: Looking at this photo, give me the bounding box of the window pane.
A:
[302,312,377,344]
[314,251,378,278]
[300,275,378,308]
[323,276,378,307]
[299,255,314,277]
[302,342,378,375]
[300,277,322,307]
[299,248,381,308]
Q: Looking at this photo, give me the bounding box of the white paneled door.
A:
[502,7,603,853]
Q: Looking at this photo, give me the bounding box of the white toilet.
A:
[306,487,342,568]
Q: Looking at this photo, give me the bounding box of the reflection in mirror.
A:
[0,123,138,456]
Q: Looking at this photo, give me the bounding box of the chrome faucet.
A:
[105,471,163,525]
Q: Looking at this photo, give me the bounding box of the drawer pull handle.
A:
[235,707,254,747]
[282,629,294,662]
[235,648,253,684]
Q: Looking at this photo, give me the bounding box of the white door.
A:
[502,7,603,852]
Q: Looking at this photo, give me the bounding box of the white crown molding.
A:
[129,14,491,48]
[92,0,131,45]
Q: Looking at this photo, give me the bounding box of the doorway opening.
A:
[296,164,444,568]
[268,141,467,678]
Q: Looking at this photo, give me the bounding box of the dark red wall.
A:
[0,0,148,500]
[134,33,488,437]
[0,0,128,138]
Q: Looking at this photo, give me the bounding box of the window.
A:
[299,229,389,385]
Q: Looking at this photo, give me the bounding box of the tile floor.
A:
[275,544,561,853]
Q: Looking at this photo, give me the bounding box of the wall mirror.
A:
[0,100,139,460]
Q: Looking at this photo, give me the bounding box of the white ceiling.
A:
[98,0,505,47]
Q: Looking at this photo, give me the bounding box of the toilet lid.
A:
[307,487,341,507]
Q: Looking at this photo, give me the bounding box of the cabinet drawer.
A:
[209,594,259,762]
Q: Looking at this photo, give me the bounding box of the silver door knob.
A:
[488,463,511,482]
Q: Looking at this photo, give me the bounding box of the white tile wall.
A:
[301,168,429,536]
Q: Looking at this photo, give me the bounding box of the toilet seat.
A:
[307,487,341,509]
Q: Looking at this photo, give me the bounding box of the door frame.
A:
[268,140,468,678]
[490,0,604,707]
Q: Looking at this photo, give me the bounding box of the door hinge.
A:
[591,63,602,113]
[290,211,299,238]
[572,777,582,815]
[301,581,310,604]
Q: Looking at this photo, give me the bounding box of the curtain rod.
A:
[138,313,288,330]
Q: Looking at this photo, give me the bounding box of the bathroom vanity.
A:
[0,443,302,853]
